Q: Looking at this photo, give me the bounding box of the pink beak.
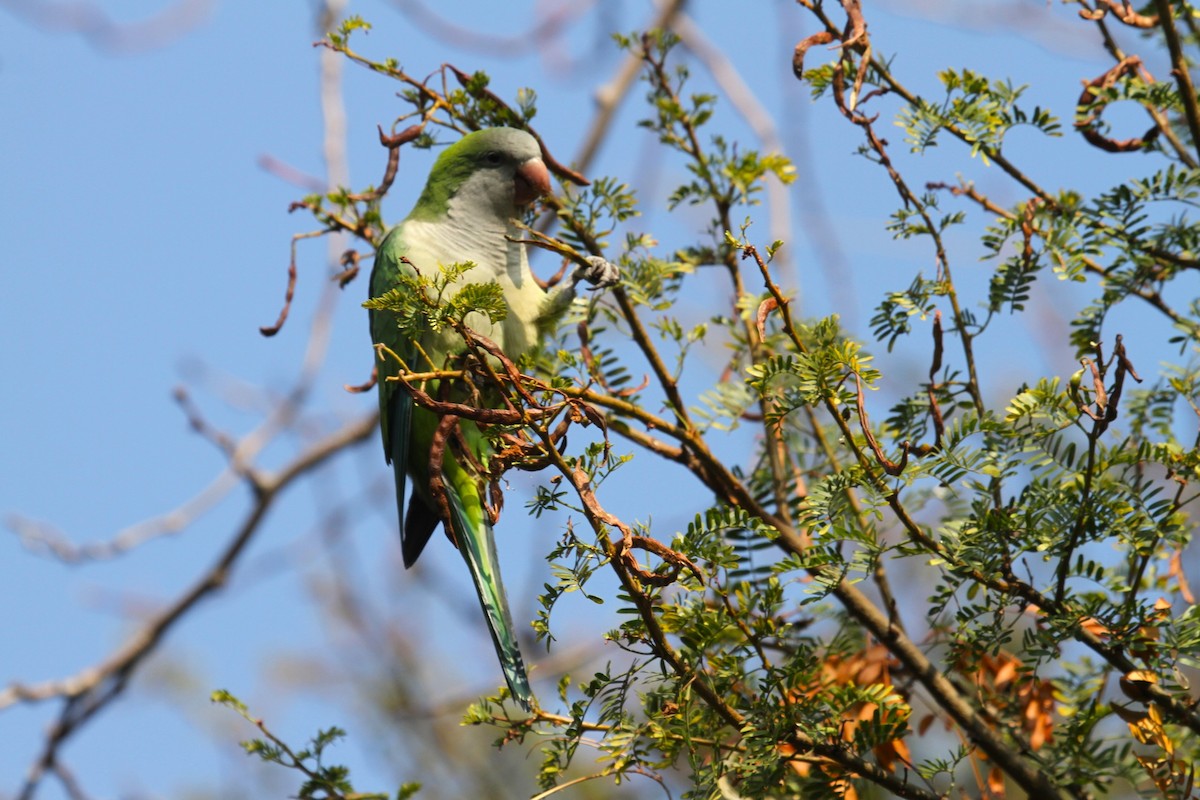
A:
[514,158,551,206]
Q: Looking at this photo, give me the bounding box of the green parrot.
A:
[368,127,618,710]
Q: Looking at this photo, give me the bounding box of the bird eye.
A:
[482,151,504,166]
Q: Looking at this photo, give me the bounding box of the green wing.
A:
[369,227,423,562]
[370,224,534,709]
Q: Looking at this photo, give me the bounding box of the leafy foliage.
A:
[212,690,414,800]
[280,8,1200,800]
[900,68,1062,161]
[363,260,507,363]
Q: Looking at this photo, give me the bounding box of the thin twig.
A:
[1153,0,1200,163]
[572,0,688,173]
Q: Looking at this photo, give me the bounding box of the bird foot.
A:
[574,255,620,290]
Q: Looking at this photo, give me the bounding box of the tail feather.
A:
[387,391,438,567]
[446,490,533,710]
[402,495,440,568]
[385,389,411,529]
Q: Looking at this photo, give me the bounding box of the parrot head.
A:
[409,127,552,222]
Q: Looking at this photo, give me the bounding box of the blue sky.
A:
[0,1,1178,797]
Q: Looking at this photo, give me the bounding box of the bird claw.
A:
[574,255,620,290]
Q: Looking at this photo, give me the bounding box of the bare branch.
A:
[8,410,377,797]
[386,0,595,57]
[0,0,213,54]
[572,0,689,173]
[1153,0,1200,163]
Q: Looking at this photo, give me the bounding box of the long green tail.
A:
[446,488,533,710]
